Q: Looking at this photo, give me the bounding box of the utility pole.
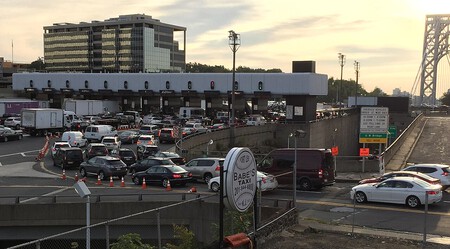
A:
[354,61,360,107]
[338,53,346,111]
[228,30,240,147]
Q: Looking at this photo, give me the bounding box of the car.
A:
[4,117,21,130]
[402,164,450,189]
[131,165,193,187]
[142,115,162,125]
[359,171,441,186]
[52,147,84,169]
[83,116,100,124]
[79,156,128,180]
[246,115,266,126]
[84,143,109,160]
[139,124,159,136]
[118,130,140,144]
[183,122,207,133]
[84,125,118,142]
[128,157,175,174]
[0,127,23,142]
[181,157,225,183]
[158,128,176,143]
[136,134,157,146]
[136,144,160,160]
[51,141,71,158]
[208,171,278,192]
[207,123,227,132]
[70,120,91,132]
[101,136,121,151]
[149,151,186,166]
[350,177,442,208]
[110,148,137,166]
[61,131,88,147]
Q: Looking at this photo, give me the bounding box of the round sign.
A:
[223,147,257,212]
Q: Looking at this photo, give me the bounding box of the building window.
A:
[47,80,52,88]
[144,81,149,89]
[104,81,108,89]
[166,81,170,89]
[210,81,215,90]
[66,80,70,88]
[29,80,34,88]
[85,80,89,88]
[124,81,128,89]
[188,81,192,90]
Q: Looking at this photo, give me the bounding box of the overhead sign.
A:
[223,147,257,212]
[360,107,389,133]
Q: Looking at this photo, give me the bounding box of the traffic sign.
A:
[388,125,397,138]
[359,137,388,143]
[359,133,387,138]
[359,148,370,157]
[360,107,389,133]
[331,146,339,156]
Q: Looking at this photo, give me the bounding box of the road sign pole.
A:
[362,143,365,172]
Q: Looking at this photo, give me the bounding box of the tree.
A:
[165,225,198,249]
[185,62,282,73]
[367,87,387,97]
[28,57,45,71]
[110,233,154,249]
[440,92,450,106]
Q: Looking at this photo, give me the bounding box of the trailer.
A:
[64,100,119,116]
[21,108,65,136]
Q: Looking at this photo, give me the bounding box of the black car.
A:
[110,148,137,166]
[128,157,175,174]
[84,143,109,160]
[79,156,128,180]
[158,128,176,143]
[118,130,140,144]
[70,120,90,132]
[136,144,159,160]
[149,151,186,165]
[52,147,84,169]
[131,165,193,187]
[0,127,23,142]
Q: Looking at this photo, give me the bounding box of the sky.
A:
[2,0,450,96]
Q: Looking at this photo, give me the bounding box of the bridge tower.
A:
[420,15,450,106]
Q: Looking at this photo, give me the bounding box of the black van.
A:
[52,147,84,169]
[257,148,335,190]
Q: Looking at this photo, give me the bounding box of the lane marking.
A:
[0,150,41,158]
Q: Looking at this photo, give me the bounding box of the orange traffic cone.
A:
[120,177,125,187]
[61,169,66,180]
[166,179,172,191]
[142,178,147,189]
[109,176,114,187]
[96,175,102,185]
[74,173,79,182]
[189,186,197,193]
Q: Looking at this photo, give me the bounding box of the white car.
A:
[4,117,21,130]
[101,136,121,151]
[51,141,71,158]
[402,164,450,188]
[137,134,158,146]
[208,171,278,192]
[350,176,442,208]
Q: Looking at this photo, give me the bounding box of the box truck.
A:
[21,108,66,136]
[64,100,119,116]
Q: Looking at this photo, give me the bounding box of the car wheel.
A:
[211,182,220,192]
[354,191,367,203]
[3,136,7,142]
[406,196,421,208]
[80,168,87,177]
[98,171,106,180]
[204,173,213,183]
[133,177,141,185]
[18,134,23,140]
[15,124,20,130]
[299,178,312,191]
[162,178,169,188]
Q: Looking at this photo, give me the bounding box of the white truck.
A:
[21,108,68,136]
[64,100,119,116]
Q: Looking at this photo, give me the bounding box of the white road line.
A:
[0,150,41,158]
[0,162,2,167]
[21,153,26,157]
[20,188,69,204]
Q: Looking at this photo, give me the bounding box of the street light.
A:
[206,139,213,156]
[74,181,91,249]
[338,53,346,110]
[354,61,360,107]
[228,30,240,147]
[287,133,293,148]
[293,129,307,208]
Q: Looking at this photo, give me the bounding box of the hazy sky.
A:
[2,0,450,96]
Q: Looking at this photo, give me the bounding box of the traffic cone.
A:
[109,176,114,187]
[74,173,79,182]
[142,178,147,189]
[61,169,66,180]
[96,175,102,185]
[120,177,125,187]
[189,186,197,193]
[166,179,172,191]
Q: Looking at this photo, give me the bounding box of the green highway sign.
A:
[388,126,397,138]
[359,133,387,138]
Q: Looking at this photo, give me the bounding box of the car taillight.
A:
[427,190,439,195]
[188,172,192,177]
[215,165,220,171]
[318,169,323,178]
[173,174,181,178]
[170,130,174,137]
[262,177,266,183]
[442,171,448,176]
[158,130,161,136]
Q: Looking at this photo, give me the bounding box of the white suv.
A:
[101,136,121,151]
[4,117,21,130]
[402,164,450,188]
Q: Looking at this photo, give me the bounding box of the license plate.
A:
[324,179,328,182]
[68,161,73,164]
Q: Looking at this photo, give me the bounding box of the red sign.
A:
[359,148,370,157]
[331,146,339,156]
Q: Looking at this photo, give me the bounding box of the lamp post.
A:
[228,30,240,147]
[287,133,293,148]
[74,181,91,249]
[338,53,346,110]
[354,61,360,107]
[293,130,306,208]
[206,139,213,156]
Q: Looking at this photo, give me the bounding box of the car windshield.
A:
[121,151,135,157]
[107,160,125,166]
[170,166,186,173]
[413,178,432,188]
[103,138,116,143]
[67,151,83,159]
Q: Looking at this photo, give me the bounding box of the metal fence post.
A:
[105,223,110,249]
[157,210,162,249]
[423,192,429,248]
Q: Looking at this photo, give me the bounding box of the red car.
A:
[358,171,441,185]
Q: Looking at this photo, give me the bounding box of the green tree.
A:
[440,92,450,105]
[27,57,45,71]
[110,233,155,249]
[165,225,198,249]
[367,87,387,96]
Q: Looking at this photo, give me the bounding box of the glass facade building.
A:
[43,14,186,73]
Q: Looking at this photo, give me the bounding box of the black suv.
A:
[136,144,159,160]
[129,157,175,174]
[158,128,176,143]
[52,147,84,169]
[110,148,137,166]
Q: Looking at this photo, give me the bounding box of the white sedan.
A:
[208,171,278,192]
[350,176,442,208]
[51,141,71,158]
